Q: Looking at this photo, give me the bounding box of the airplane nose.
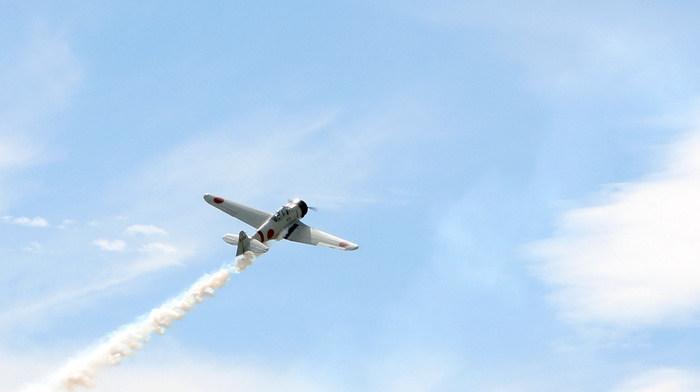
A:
[345,242,359,251]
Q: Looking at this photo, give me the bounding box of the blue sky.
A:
[3,1,700,391]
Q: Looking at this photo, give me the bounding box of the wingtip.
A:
[344,242,359,251]
[203,194,225,204]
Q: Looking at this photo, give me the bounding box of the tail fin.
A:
[236,230,249,257]
[236,230,269,256]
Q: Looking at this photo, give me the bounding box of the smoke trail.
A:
[19,252,257,392]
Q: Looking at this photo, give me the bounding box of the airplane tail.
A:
[236,230,248,257]
[222,231,269,256]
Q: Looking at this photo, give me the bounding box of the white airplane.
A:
[204,194,359,256]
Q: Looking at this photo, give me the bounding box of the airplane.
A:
[203,194,359,256]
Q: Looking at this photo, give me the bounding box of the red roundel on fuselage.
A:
[267,229,275,239]
[213,197,224,204]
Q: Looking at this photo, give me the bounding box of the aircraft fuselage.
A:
[251,199,308,243]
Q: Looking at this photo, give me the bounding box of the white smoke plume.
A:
[18,252,257,392]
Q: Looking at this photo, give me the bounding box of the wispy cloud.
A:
[0,140,38,172]
[91,239,128,252]
[1,22,82,113]
[21,241,43,253]
[10,349,336,392]
[0,348,60,392]
[56,219,78,229]
[0,236,188,334]
[125,224,168,236]
[139,242,177,253]
[366,349,464,392]
[528,123,700,328]
[121,107,415,217]
[611,368,700,392]
[2,216,50,227]
[0,22,81,210]
[411,1,695,105]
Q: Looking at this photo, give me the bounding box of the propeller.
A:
[289,199,318,213]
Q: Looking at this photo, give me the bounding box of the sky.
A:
[3,1,700,391]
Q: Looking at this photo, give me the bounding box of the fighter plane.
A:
[204,194,359,256]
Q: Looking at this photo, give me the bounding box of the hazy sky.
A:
[3,1,700,391]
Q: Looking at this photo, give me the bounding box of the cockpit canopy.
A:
[271,199,308,222]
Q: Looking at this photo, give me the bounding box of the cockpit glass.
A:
[272,208,288,222]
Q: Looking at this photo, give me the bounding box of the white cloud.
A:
[1,22,82,113]
[411,1,694,104]
[366,349,463,392]
[8,349,337,392]
[529,127,700,328]
[125,224,168,236]
[0,273,136,335]
[21,241,43,252]
[101,364,329,392]
[2,216,50,227]
[104,242,189,277]
[56,219,78,229]
[4,342,472,392]
[0,239,187,334]
[0,349,61,392]
[611,368,700,392]
[0,139,38,172]
[91,239,128,252]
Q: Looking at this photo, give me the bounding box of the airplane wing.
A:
[284,221,359,251]
[203,194,272,228]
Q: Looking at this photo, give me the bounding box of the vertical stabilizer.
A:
[236,230,249,257]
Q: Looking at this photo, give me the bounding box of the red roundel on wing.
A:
[213,197,224,204]
[339,241,349,248]
[267,229,275,239]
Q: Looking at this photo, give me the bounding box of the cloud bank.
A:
[2,216,50,227]
[612,368,700,392]
[529,127,700,328]
[125,225,168,236]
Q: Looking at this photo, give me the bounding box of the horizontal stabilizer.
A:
[222,233,241,246]
[248,238,268,254]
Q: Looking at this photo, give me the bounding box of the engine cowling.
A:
[292,198,309,218]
